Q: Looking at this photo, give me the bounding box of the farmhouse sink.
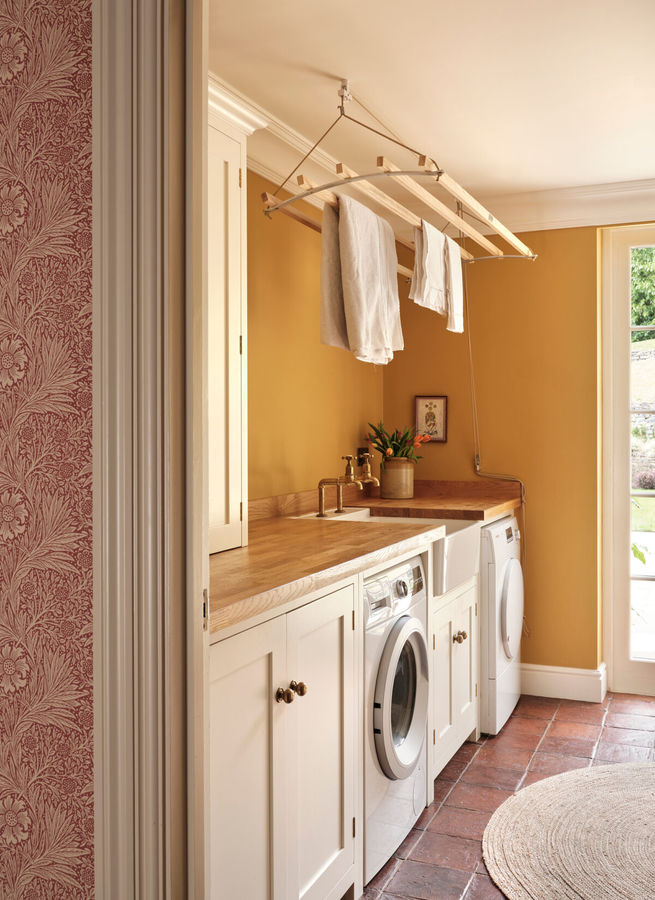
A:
[295,508,481,595]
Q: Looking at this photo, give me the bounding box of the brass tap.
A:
[317,455,364,516]
[358,451,380,487]
[317,476,340,517]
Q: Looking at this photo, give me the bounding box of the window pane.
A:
[631,332,655,407]
[631,246,655,327]
[631,414,655,489]
[630,579,655,661]
[631,496,655,577]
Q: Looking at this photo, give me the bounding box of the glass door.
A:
[629,245,655,664]
[373,617,429,779]
[603,225,655,694]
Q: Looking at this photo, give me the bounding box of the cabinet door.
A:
[286,585,355,900]
[208,123,246,553]
[208,618,287,899]
[431,596,460,777]
[452,581,478,742]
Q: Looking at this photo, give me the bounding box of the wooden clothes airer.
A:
[261,81,536,276]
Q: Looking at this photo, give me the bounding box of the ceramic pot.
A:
[380,458,414,499]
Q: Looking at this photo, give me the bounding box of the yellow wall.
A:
[247,176,600,669]
[385,228,600,669]
[247,171,383,498]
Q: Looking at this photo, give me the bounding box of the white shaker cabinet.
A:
[430,576,479,779]
[207,115,248,553]
[208,583,357,900]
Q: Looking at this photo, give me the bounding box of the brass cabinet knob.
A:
[290,680,308,696]
[461,631,468,641]
[275,687,294,704]
[453,631,464,644]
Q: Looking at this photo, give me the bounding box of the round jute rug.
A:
[482,762,655,900]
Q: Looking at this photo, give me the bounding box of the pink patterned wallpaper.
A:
[0,1,93,897]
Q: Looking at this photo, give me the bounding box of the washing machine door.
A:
[373,615,429,780]
[501,558,524,660]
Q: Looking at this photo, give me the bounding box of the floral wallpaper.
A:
[0,1,93,897]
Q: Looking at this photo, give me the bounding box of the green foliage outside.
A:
[631,247,655,340]
[631,494,655,532]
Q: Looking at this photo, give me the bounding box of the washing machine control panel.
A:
[364,559,425,625]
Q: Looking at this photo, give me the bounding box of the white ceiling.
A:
[209,0,655,197]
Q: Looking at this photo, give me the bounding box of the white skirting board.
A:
[520,662,607,703]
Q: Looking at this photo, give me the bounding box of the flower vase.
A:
[380,458,414,499]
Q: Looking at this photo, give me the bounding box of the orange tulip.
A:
[385,447,393,456]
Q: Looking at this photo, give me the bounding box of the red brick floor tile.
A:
[415,803,440,830]
[594,742,653,763]
[608,692,655,703]
[460,763,524,792]
[427,806,492,841]
[609,698,655,717]
[474,745,533,771]
[409,832,482,872]
[434,779,456,804]
[483,730,542,751]
[554,705,606,725]
[395,828,423,860]
[464,873,506,899]
[537,735,596,758]
[520,771,551,787]
[362,888,381,899]
[527,752,590,777]
[445,783,512,814]
[605,712,655,732]
[476,859,489,875]
[366,857,401,892]
[514,696,559,718]
[385,860,472,899]
[504,716,549,736]
[600,726,654,747]
[438,753,477,783]
[559,697,609,709]
[547,720,602,742]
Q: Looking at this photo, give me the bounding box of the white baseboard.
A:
[520,662,607,703]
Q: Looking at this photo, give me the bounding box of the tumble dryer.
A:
[480,516,524,734]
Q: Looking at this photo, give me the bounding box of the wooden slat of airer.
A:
[419,156,534,257]
[335,163,474,261]
[377,156,503,257]
[261,191,413,279]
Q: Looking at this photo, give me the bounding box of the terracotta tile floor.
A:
[363,692,655,900]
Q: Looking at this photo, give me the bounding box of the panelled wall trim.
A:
[520,662,608,703]
[94,0,170,896]
[208,73,655,230]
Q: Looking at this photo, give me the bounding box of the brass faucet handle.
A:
[341,455,355,478]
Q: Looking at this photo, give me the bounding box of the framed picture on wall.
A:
[415,395,447,442]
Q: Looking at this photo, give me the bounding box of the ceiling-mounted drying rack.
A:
[262,80,537,276]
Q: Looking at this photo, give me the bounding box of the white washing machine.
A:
[480,516,524,735]
[363,557,429,885]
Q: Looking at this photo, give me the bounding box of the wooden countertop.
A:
[209,516,445,635]
[210,480,522,637]
[347,492,520,521]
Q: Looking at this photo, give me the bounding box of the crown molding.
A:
[207,72,269,136]
[476,179,655,234]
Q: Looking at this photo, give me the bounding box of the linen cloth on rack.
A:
[320,194,403,365]
[409,219,464,333]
